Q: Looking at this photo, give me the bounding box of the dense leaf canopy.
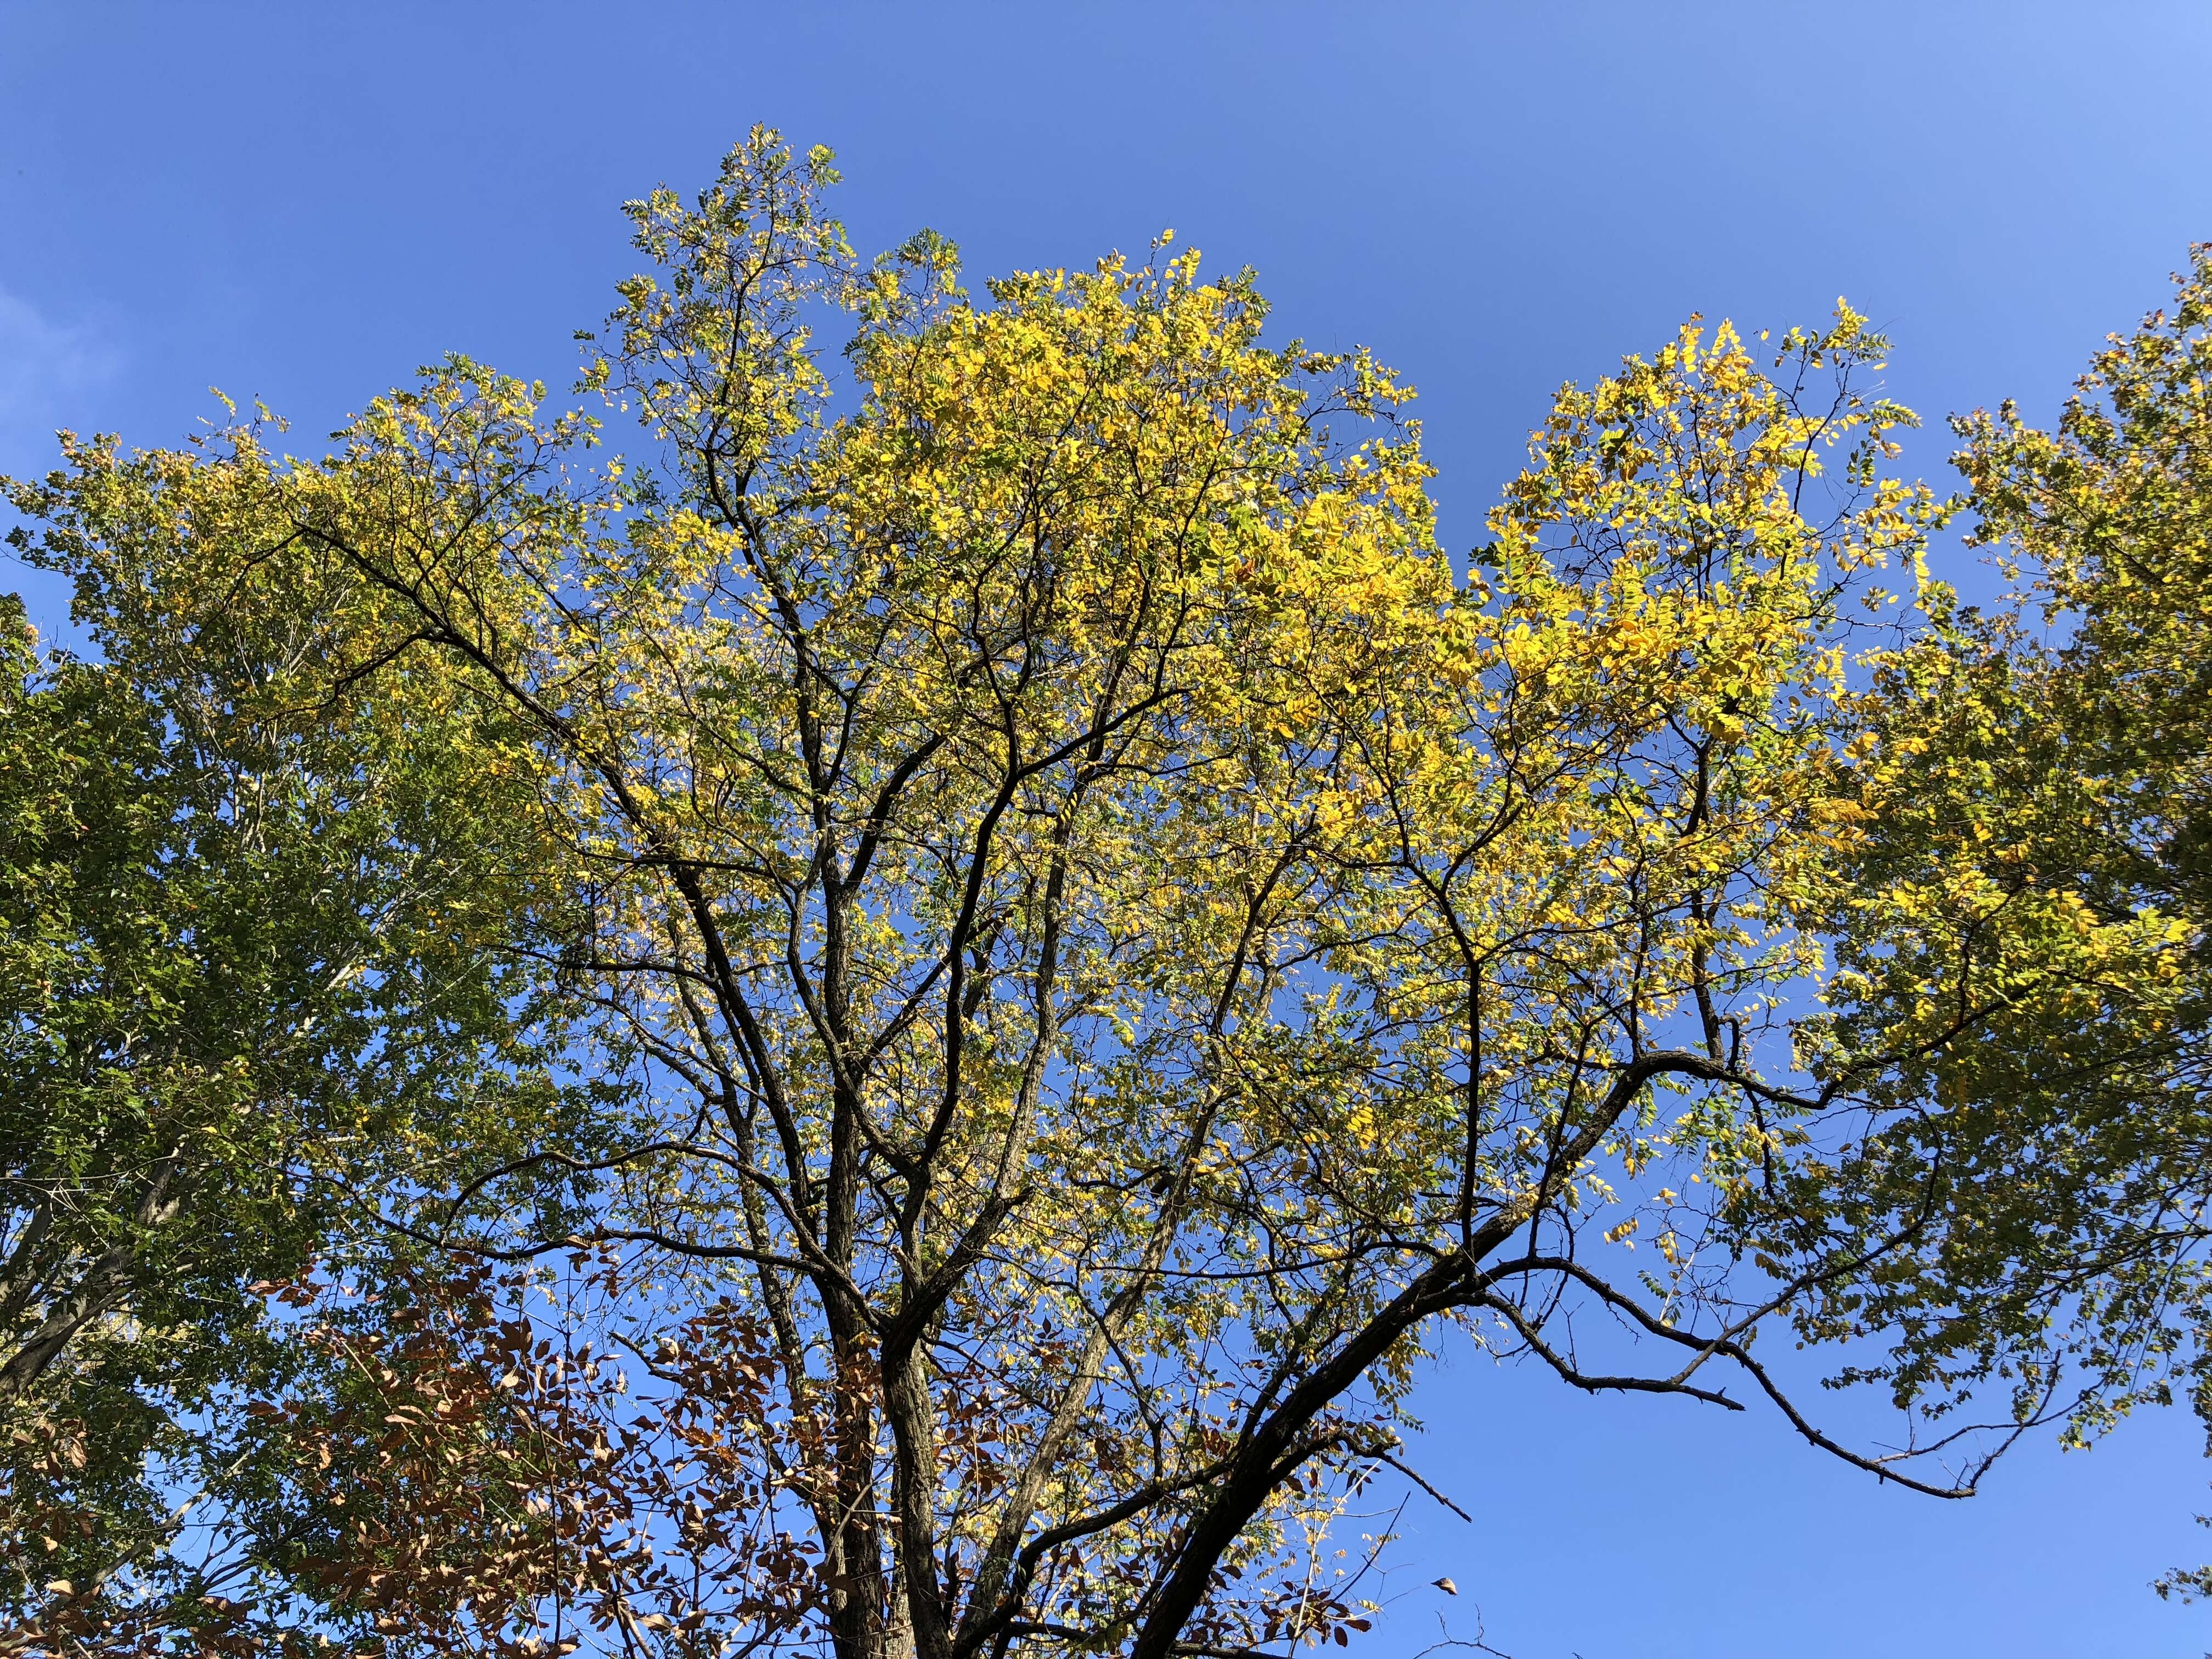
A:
[2,135,2205,1656]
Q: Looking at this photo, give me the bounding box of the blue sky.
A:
[5,3,2211,1652]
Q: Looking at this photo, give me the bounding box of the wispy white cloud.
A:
[0,286,121,475]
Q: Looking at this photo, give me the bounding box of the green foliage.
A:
[1,424,605,1626]
[4,129,2208,1655]
[1760,246,2212,1592]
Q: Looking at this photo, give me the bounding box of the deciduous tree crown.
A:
[3,134,2205,1656]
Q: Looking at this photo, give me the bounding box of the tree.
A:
[0,422,599,1643]
[13,129,2159,1659]
[1759,246,2212,1595]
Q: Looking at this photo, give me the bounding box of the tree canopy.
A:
[1766,240,2212,1596]
[2,132,2206,1656]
